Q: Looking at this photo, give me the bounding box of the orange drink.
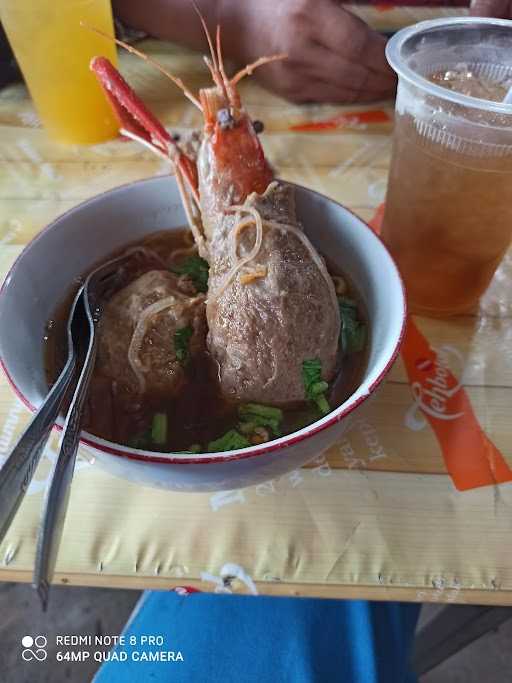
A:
[0,0,119,144]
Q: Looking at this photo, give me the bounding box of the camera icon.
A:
[21,635,48,662]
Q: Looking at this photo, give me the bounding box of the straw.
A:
[503,86,512,104]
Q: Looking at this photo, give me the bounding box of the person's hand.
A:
[222,0,396,103]
[470,0,512,17]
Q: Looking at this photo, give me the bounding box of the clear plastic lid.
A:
[386,17,512,115]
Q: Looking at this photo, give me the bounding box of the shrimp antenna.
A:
[81,22,202,110]
[191,1,229,101]
[231,54,288,86]
[202,55,222,89]
[191,0,218,71]
[216,25,230,94]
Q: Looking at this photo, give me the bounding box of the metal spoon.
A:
[33,253,133,610]
[0,289,81,546]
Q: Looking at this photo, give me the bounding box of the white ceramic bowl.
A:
[0,177,405,491]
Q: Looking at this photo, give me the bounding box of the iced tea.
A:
[383,71,512,315]
[383,18,512,317]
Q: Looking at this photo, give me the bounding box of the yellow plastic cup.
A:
[0,0,119,144]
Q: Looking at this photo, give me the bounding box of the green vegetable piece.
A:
[302,358,331,416]
[208,429,251,452]
[177,444,202,454]
[314,394,330,415]
[174,326,193,364]
[338,296,358,310]
[238,403,283,436]
[302,358,323,396]
[338,296,367,354]
[238,421,257,435]
[151,413,168,445]
[171,255,209,293]
[310,380,328,396]
[239,404,283,421]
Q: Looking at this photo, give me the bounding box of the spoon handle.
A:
[0,357,76,546]
[33,327,97,611]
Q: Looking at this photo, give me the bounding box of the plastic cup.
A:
[382,18,512,316]
[0,0,119,144]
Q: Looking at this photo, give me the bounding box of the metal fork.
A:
[32,252,134,610]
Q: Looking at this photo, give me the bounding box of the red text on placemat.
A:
[290,110,390,132]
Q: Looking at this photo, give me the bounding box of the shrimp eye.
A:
[217,108,235,130]
[252,120,264,134]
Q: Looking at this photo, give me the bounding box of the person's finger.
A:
[469,0,512,16]
[291,78,394,104]
[308,42,396,95]
[313,3,393,78]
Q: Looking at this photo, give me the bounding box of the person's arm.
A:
[112,0,223,53]
[470,0,512,16]
[112,0,396,104]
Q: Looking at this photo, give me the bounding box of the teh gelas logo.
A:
[405,345,464,430]
[21,635,48,662]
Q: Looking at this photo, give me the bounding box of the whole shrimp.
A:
[90,17,340,407]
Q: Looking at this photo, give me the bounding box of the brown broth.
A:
[44,229,368,452]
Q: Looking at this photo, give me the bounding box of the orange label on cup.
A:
[370,204,512,490]
[369,203,386,233]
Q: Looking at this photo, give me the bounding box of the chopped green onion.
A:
[239,403,283,421]
[310,380,328,395]
[171,255,209,293]
[174,326,193,364]
[208,429,250,452]
[238,420,257,435]
[338,297,367,354]
[238,403,283,436]
[177,444,202,454]
[338,296,358,310]
[302,358,331,416]
[151,413,168,445]
[314,394,330,415]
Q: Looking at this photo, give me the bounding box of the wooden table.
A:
[2,6,512,607]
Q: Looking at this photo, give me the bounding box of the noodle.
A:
[124,246,167,268]
[175,167,208,260]
[127,294,204,393]
[240,266,267,285]
[266,219,339,310]
[211,206,264,301]
[168,244,198,266]
[211,200,338,315]
[183,230,196,247]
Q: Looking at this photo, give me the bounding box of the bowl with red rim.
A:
[0,176,405,491]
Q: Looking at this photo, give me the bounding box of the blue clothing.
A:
[94,592,420,683]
